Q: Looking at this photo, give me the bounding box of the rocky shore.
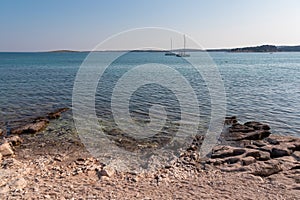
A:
[0,113,299,199]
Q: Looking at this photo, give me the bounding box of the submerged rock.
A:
[226,122,271,141]
[224,116,238,125]
[47,108,69,119]
[10,118,49,135]
[9,108,69,135]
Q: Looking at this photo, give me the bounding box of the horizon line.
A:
[1,44,300,53]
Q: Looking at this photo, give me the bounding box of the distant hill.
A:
[277,46,300,52]
[230,45,278,52]
[44,45,300,53]
[216,45,300,52]
[48,50,80,53]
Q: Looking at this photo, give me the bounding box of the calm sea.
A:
[0,52,299,137]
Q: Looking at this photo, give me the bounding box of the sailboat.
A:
[165,38,176,56]
[176,35,190,57]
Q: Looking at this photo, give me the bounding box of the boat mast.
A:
[183,35,186,55]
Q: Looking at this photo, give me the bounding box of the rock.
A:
[245,150,271,161]
[6,135,23,146]
[211,146,246,159]
[293,151,300,161]
[251,160,282,177]
[191,135,204,147]
[10,177,27,190]
[47,108,69,119]
[244,121,270,131]
[265,137,280,145]
[224,116,237,125]
[224,156,241,164]
[10,118,49,135]
[226,121,271,141]
[227,130,271,141]
[54,154,64,162]
[98,166,115,177]
[0,153,2,162]
[241,157,256,166]
[1,158,23,169]
[229,123,255,133]
[0,129,3,136]
[271,147,291,158]
[0,142,14,156]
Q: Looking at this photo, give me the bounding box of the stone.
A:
[0,142,14,156]
[211,146,246,159]
[229,123,255,133]
[6,135,23,146]
[227,130,271,141]
[224,156,241,164]
[241,157,256,166]
[293,151,300,161]
[0,153,2,162]
[226,121,271,141]
[245,150,271,161]
[10,177,27,190]
[224,116,237,125]
[251,160,282,177]
[265,137,280,145]
[0,128,3,136]
[98,166,115,177]
[1,158,23,169]
[47,108,69,119]
[244,121,270,131]
[271,147,291,158]
[10,118,49,135]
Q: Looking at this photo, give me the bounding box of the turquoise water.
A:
[0,52,299,137]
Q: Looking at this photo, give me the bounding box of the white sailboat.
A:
[165,38,176,56]
[176,35,190,57]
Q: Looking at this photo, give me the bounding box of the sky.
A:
[1,0,300,51]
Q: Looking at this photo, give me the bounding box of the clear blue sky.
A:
[1,0,300,51]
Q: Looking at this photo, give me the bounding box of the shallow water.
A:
[0,52,299,137]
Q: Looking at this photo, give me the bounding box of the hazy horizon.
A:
[1,0,300,52]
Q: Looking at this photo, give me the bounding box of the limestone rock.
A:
[244,121,270,131]
[271,147,291,158]
[10,177,27,190]
[226,122,271,141]
[251,160,282,177]
[245,150,271,161]
[10,118,49,135]
[211,146,246,159]
[0,142,14,156]
[98,166,115,177]
[227,130,271,141]
[6,135,23,146]
[241,156,256,166]
[47,108,69,119]
[229,123,255,133]
[224,116,237,125]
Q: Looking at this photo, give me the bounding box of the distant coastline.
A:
[48,45,300,53]
[2,45,300,53]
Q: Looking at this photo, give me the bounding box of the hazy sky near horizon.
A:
[1,0,300,51]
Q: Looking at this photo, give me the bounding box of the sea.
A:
[0,51,299,138]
